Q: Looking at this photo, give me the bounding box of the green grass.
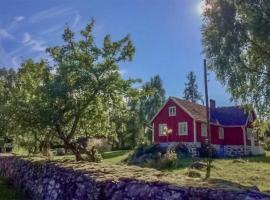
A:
[100,150,270,192]
[51,150,270,192]
[0,177,28,200]
[101,150,131,164]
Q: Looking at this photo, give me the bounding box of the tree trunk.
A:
[65,140,83,161]
[56,124,83,161]
[40,141,50,157]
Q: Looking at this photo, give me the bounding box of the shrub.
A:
[77,137,112,153]
[184,169,201,178]
[197,142,217,158]
[156,151,177,169]
[134,144,166,157]
[55,148,66,156]
[93,152,103,163]
[262,137,270,151]
[175,143,189,156]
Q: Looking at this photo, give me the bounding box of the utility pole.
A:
[204,59,211,144]
[204,58,212,180]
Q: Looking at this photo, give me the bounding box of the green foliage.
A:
[44,20,137,160]
[0,177,28,200]
[202,0,270,117]
[140,75,166,122]
[253,119,270,138]
[262,137,270,151]
[0,68,17,139]
[127,75,166,147]
[156,151,178,169]
[0,20,137,160]
[183,71,203,103]
[0,20,166,160]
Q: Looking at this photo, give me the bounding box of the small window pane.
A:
[159,124,167,136]
[178,122,188,135]
[169,106,176,116]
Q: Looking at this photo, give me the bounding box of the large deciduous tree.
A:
[202,0,270,117]
[140,75,166,122]
[0,68,16,139]
[127,75,166,146]
[42,20,135,160]
[14,59,53,155]
[183,71,202,104]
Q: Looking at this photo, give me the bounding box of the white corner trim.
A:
[242,126,247,155]
[193,119,197,144]
[152,123,155,143]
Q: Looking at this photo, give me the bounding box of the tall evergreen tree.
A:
[183,71,202,103]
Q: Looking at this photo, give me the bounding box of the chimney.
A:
[210,99,216,110]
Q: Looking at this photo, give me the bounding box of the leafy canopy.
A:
[202,0,270,117]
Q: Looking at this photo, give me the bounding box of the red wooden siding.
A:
[223,127,244,145]
[153,99,194,143]
[196,123,244,145]
[152,98,253,146]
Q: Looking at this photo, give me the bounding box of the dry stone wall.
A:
[0,155,269,200]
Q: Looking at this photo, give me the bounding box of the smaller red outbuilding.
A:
[150,97,263,156]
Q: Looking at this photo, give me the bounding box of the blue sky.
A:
[0,0,231,106]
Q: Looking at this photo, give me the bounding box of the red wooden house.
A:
[151,97,264,156]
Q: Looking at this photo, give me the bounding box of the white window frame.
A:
[159,124,167,136]
[218,127,224,139]
[178,122,188,135]
[168,106,176,116]
[201,123,207,137]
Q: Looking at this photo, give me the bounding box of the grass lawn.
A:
[100,150,270,192]
[53,150,270,192]
[102,150,131,164]
[0,177,28,200]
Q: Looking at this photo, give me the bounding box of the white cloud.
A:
[11,56,21,66]
[119,69,128,75]
[71,12,81,29]
[15,16,25,22]
[41,25,64,35]
[29,6,72,23]
[22,32,46,52]
[0,29,14,39]
[22,32,31,43]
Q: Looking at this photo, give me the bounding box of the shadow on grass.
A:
[0,177,29,200]
[101,150,131,159]
[244,154,270,164]
[207,178,263,191]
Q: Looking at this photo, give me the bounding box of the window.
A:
[247,128,252,140]
[201,123,207,137]
[169,106,176,116]
[178,122,188,135]
[218,127,224,139]
[159,124,167,136]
